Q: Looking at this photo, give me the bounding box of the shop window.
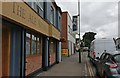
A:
[26,33,42,56]
[37,37,42,55]
[37,37,40,54]
[32,35,37,55]
[25,33,42,75]
[26,33,30,56]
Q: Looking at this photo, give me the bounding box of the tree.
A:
[82,32,96,48]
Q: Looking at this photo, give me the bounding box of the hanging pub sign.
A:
[72,16,78,31]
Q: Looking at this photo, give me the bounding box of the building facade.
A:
[61,12,76,56]
[1,0,62,77]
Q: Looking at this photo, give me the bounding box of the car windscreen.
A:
[114,54,120,63]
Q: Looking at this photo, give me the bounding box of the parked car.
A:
[89,38,116,64]
[95,52,120,78]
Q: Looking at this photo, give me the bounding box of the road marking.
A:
[87,62,94,78]
[84,52,95,78]
[89,63,94,76]
[85,63,88,76]
[86,62,92,78]
[87,62,95,78]
[84,52,88,76]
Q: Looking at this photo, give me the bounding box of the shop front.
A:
[1,2,61,77]
[2,19,25,77]
[25,32,43,76]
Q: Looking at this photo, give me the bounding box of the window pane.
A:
[32,35,36,55]
[26,33,30,56]
[37,38,40,54]
[114,55,120,63]
[50,6,54,24]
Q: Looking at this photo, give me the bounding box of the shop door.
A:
[49,39,56,65]
[2,25,10,77]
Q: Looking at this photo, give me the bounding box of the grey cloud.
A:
[81,2,118,28]
[56,0,118,38]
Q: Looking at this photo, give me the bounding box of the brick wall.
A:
[26,55,42,75]
[61,12,68,49]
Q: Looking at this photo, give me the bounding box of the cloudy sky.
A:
[55,0,119,39]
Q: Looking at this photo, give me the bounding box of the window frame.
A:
[26,33,42,56]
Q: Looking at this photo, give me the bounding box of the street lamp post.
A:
[78,0,81,63]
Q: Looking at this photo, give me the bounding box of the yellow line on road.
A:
[86,62,92,78]
[89,63,94,78]
[87,61,95,78]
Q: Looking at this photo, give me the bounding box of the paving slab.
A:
[37,52,96,77]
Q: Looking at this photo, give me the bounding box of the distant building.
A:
[1,0,62,77]
[61,12,76,56]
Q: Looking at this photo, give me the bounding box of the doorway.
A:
[2,25,10,77]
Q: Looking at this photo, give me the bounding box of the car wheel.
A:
[96,71,99,77]
[95,67,99,77]
[103,72,107,78]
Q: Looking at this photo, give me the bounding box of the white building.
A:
[67,13,76,55]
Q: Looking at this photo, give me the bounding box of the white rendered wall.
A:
[67,13,76,55]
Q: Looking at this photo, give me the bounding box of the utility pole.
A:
[78,0,81,63]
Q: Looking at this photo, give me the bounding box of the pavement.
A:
[36,52,97,77]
